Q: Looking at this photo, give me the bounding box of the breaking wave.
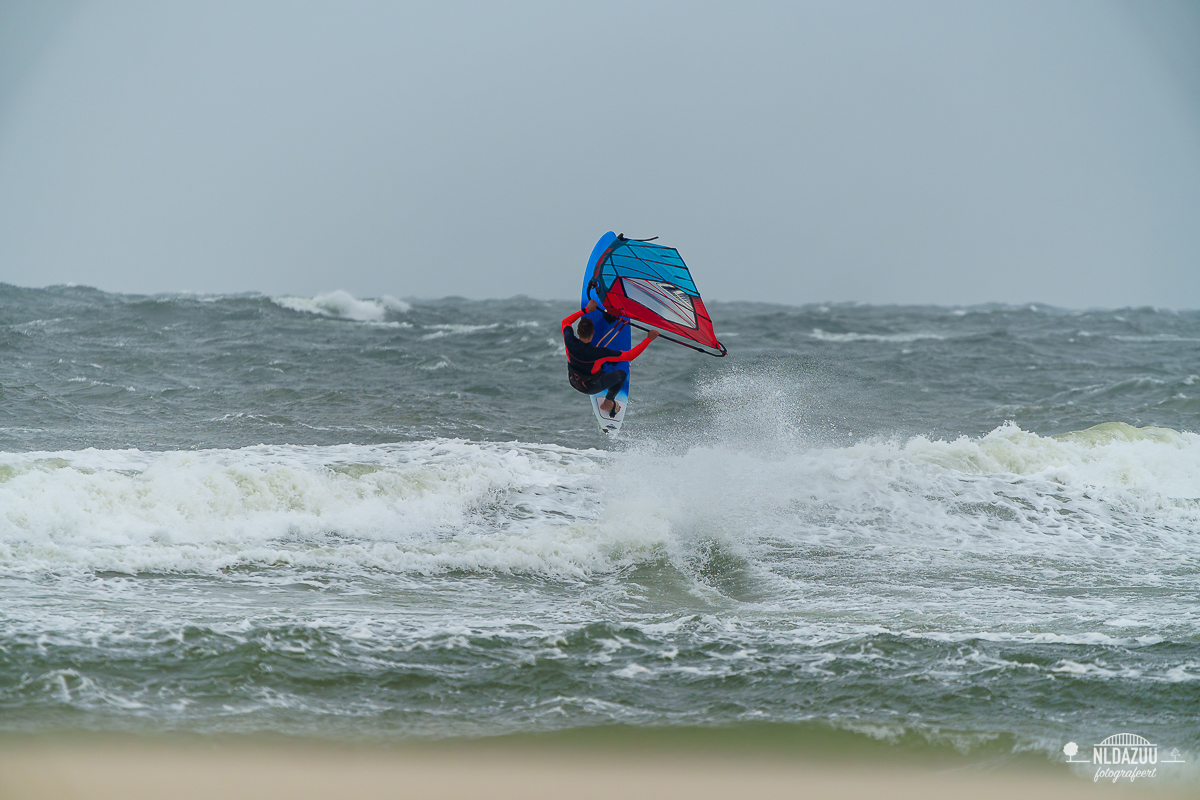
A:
[272,290,410,321]
[808,328,947,343]
[2,422,1197,591]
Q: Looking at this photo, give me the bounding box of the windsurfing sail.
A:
[587,233,726,357]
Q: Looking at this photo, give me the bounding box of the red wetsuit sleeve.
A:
[589,334,652,374]
[561,309,586,330]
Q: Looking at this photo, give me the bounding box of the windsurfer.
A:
[562,300,658,417]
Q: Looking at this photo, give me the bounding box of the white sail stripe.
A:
[625,287,691,328]
[623,278,698,329]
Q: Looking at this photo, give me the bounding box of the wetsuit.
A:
[562,309,653,404]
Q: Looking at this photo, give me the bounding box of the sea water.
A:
[0,286,1198,761]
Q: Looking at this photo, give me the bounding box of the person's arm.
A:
[561,309,585,330]
[589,331,659,373]
[561,299,600,331]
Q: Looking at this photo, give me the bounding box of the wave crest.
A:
[272,290,410,321]
[1,422,1197,582]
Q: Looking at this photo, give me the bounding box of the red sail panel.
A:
[604,279,725,356]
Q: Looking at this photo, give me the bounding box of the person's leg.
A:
[569,370,588,394]
[574,371,612,396]
[597,370,626,416]
[602,370,626,403]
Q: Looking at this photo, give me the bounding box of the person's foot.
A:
[599,398,621,417]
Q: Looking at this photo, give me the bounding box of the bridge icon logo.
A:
[1091,733,1157,766]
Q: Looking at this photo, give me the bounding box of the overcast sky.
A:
[0,0,1197,307]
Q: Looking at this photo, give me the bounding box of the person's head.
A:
[576,317,594,342]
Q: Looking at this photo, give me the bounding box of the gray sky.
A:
[1,0,1198,307]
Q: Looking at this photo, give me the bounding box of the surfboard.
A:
[581,232,631,437]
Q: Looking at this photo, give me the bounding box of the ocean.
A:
[1,285,1198,766]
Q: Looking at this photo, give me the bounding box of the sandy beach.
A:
[0,735,1190,800]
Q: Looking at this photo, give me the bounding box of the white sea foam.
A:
[0,440,623,578]
[272,290,410,321]
[809,328,947,343]
[420,323,500,340]
[418,322,541,340]
[591,408,1200,639]
[9,318,65,334]
[1113,334,1200,343]
[1,419,1198,647]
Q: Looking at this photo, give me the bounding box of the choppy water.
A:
[1,285,1198,764]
